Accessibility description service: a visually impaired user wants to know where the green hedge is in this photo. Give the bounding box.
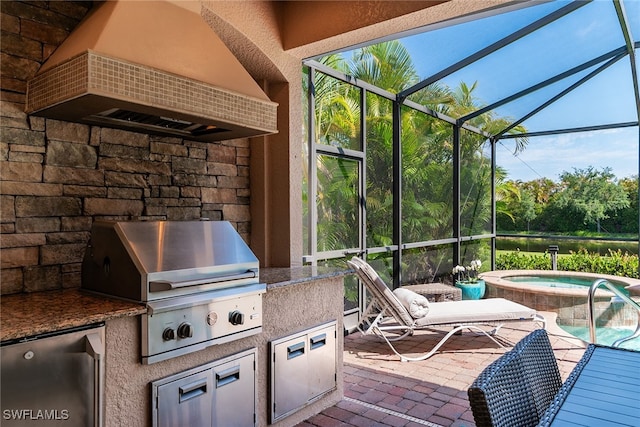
[496,249,639,279]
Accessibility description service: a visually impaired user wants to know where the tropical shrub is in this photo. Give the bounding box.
[558,249,639,278]
[496,249,639,278]
[495,250,550,270]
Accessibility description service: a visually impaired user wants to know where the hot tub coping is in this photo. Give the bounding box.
[480,269,640,298]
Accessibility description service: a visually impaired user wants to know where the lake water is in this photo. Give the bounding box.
[497,236,638,255]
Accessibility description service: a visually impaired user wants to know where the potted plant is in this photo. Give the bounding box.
[452,260,485,300]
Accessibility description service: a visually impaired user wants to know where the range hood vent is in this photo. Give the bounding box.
[89,109,228,138]
[25,1,278,142]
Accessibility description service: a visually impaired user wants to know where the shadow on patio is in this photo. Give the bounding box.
[299,322,587,427]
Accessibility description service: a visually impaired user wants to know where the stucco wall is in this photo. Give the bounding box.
[104,277,344,427]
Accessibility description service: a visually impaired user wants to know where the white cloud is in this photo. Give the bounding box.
[497,128,638,181]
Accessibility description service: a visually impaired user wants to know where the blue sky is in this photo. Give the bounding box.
[496,128,638,182]
[398,0,639,183]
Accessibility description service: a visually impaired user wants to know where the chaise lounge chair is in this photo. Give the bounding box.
[347,257,546,362]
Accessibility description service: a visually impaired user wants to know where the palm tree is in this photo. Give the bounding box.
[307,41,529,283]
[349,42,419,93]
[495,169,521,223]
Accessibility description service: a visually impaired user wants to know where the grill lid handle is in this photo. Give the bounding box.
[149,270,257,292]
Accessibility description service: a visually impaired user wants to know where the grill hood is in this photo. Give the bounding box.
[25,0,277,142]
[82,220,260,301]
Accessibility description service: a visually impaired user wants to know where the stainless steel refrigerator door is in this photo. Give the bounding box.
[1,325,105,427]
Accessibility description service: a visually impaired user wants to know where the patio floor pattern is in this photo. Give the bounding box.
[298,322,587,427]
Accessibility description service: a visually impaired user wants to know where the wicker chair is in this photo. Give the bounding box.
[511,328,563,419]
[468,329,562,427]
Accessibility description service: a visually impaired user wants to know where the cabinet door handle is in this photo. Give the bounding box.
[84,332,104,427]
[310,333,327,350]
[179,379,207,403]
[149,271,256,292]
[216,366,240,388]
[287,341,305,359]
[84,333,103,360]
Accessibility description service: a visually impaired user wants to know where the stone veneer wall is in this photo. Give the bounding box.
[0,1,252,295]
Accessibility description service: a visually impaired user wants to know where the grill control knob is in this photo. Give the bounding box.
[207,312,218,326]
[177,322,193,339]
[162,328,175,341]
[229,310,244,325]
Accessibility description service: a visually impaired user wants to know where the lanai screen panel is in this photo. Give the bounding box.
[404,1,638,135]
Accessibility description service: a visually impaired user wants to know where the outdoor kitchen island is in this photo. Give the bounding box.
[0,266,348,427]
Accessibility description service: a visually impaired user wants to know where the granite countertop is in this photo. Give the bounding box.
[1,267,352,342]
[0,289,146,342]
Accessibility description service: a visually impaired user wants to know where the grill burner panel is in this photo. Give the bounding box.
[144,284,264,364]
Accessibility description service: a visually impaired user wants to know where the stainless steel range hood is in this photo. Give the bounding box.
[25,0,277,142]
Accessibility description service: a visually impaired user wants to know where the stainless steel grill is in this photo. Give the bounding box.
[81,220,265,364]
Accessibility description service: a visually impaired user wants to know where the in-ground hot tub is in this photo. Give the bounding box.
[481,270,640,328]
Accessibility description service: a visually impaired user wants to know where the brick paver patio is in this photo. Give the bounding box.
[299,320,587,427]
